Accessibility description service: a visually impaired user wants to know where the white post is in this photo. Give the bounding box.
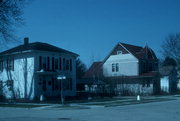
[137,95,140,101]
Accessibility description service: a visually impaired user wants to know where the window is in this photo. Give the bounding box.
[55,78,58,90]
[59,57,62,71]
[112,64,116,72]
[52,78,55,91]
[39,56,42,70]
[52,57,55,71]
[117,51,122,55]
[42,80,46,91]
[116,63,119,72]
[42,57,47,70]
[48,81,51,85]
[70,59,72,71]
[63,58,66,71]
[55,58,58,70]
[69,78,72,90]
[66,60,70,71]
[6,59,14,71]
[112,63,119,72]
[0,60,3,72]
[47,57,50,71]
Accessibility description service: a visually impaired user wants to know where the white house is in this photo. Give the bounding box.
[159,66,178,93]
[83,42,160,96]
[0,38,78,100]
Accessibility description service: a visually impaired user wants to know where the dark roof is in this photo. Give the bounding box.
[120,43,143,55]
[83,61,103,79]
[0,42,78,56]
[120,43,157,60]
[140,71,160,77]
[103,42,158,62]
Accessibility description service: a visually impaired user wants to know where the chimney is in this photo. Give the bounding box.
[24,37,29,45]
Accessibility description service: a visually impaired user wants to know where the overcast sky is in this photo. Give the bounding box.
[17,0,180,66]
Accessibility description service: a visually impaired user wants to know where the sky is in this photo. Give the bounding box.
[17,0,180,67]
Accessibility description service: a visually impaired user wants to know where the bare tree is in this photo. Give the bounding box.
[0,0,27,46]
[161,33,180,64]
[1,57,34,100]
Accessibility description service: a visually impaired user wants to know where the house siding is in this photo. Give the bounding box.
[33,51,77,99]
[160,76,169,93]
[0,54,35,99]
[0,50,77,100]
[103,53,139,77]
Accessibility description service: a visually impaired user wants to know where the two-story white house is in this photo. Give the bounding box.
[103,43,158,76]
[0,38,78,100]
[83,42,160,96]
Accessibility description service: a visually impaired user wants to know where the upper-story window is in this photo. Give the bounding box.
[6,58,14,71]
[117,51,122,55]
[39,56,42,70]
[52,57,55,71]
[70,59,72,71]
[63,58,66,71]
[42,57,47,70]
[112,64,115,72]
[0,60,3,72]
[38,56,73,72]
[116,63,119,72]
[47,57,50,71]
[112,63,119,72]
[66,60,70,71]
[55,58,58,70]
[59,57,62,71]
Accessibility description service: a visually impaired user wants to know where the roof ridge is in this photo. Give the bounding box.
[0,41,78,56]
[120,42,143,48]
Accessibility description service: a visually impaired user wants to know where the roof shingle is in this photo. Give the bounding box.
[0,42,78,56]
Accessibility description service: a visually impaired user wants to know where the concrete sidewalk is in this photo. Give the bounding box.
[0,97,180,121]
[0,95,179,109]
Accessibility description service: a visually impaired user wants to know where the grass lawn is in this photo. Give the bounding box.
[0,103,49,108]
[66,97,135,104]
[50,105,90,110]
[80,97,175,107]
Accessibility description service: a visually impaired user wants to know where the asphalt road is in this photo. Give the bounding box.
[0,97,180,121]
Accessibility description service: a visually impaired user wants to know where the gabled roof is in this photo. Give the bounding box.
[120,42,143,55]
[104,42,157,62]
[83,61,103,79]
[120,43,157,60]
[0,42,78,56]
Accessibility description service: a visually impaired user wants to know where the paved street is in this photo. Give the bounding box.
[0,97,180,121]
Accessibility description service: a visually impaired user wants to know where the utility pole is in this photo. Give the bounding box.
[57,75,66,105]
